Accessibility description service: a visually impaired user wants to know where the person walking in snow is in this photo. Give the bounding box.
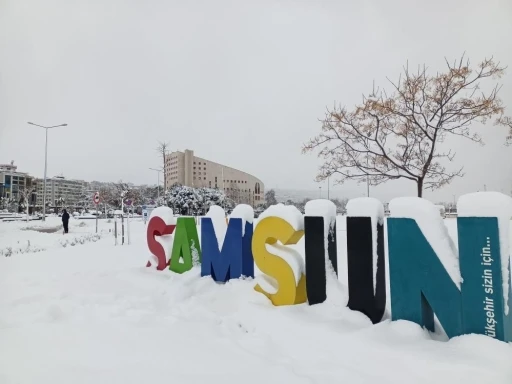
[62,209,70,234]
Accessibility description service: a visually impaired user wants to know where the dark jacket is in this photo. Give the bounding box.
[62,211,70,222]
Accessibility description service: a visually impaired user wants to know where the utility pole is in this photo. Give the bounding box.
[327,177,330,200]
[27,122,68,221]
[149,168,162,204]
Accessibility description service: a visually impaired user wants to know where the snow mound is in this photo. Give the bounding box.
[346,197,384,225]
[458,192,512,315]
[149,206,174,223]
[305,199,336,227]
[205,205,228,248]
[346,197,384,293]
[230,204,254,236]
[258,203,303,231]
[79,214,97,219]
[1,212,511,382]
[389,197,461,289]
[265,243,304,285]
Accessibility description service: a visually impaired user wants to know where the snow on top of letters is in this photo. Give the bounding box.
[230,204,254,236]
[205,205,228,248]
[346,197,384,225]
[305,199,336,228]
[149,206,174,224]
[258,203,304,231]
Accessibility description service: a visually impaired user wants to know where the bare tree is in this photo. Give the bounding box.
[19,187,36,222]
[156,141,169,191]
[303,55,511,197]
[497,116,512,145]
[55,196,66,212]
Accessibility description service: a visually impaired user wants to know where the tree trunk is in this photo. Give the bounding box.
[162,153,166,193]
[417,178,424,197]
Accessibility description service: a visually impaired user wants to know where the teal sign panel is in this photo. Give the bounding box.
[458,217,512,342]
[387,218,463,338]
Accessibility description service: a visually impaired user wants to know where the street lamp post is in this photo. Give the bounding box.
[149,167,163,204]
[27,122,68,221]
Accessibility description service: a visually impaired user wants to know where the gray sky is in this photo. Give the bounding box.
[1,0,511,203]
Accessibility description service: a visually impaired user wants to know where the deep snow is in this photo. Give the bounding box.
[0,215,511,383]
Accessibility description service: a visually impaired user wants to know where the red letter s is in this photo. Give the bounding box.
[146,216,175,270]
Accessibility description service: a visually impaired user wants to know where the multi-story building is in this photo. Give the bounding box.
[165,149,264,206]
[34,176,85,208]
[0,162,34,201]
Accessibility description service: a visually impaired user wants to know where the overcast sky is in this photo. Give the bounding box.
[1,0,511,202]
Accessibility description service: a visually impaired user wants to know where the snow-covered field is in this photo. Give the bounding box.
[0,215,511,383]
[0,217,107,257]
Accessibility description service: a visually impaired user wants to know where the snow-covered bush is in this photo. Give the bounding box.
[166,184,229,215]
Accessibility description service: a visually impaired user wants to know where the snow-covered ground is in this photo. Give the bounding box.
[0,216,511,383]
[0,217,111,257]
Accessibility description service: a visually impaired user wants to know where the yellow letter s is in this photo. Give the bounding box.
[252,217,307,306]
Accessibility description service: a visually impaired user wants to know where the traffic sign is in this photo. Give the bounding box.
[93,192,100,205]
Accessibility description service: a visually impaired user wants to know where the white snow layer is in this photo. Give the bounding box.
[346,197,384,294]
[1,215,512,383]
[258,203,304,231]
[305,199,337,228]
[305,199,337,274]
[457,192,512,315]
[149,206,174,223]
[347,197,385,225]
[205,205,228,248]
[230,204,254,236]
[264,242,304,285]
[389,197,462,289]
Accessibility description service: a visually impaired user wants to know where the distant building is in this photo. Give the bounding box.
[165,149,264,206]
[0,162,34,202]
[34,176,85,208]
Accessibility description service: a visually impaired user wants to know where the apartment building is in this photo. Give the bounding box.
[0,162,33,201]
[34,176,85,207]
[165,149,264,206]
